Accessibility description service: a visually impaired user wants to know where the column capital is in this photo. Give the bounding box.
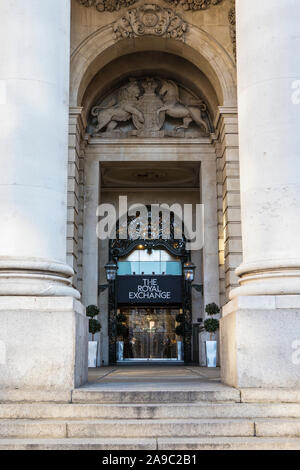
[69,106,87,134]
[214,106,238,133]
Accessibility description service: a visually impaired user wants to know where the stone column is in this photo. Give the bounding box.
[199,160,220,365]
[0,0,77,297]
[201,160,219,309]
[82,159,100,307]
[221,0,300,388]
[0,0,88,393]
[82,158,101,365]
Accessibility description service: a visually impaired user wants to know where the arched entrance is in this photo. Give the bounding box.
[68,13,240,371]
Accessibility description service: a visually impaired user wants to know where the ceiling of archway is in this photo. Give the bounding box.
[83,51,219,118]
[77,0,224,13]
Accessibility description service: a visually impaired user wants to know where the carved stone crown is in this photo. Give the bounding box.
[113,4,187,42]
[141,78,158,94]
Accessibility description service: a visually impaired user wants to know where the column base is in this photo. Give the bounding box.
[221,295,300,388]
[0,258,80,298]
[231,262,300,298]
[0,297,88,392]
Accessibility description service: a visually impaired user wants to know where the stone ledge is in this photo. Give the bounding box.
[157,437,300,450]
[0,389,72,403]
[0,438,157,450]
[223,295,300,317]
[241,389,300,404]
[0,297,84,314]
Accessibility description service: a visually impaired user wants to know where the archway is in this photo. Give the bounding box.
[69,15,238,369]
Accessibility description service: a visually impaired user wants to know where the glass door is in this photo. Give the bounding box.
[117,307,183,361]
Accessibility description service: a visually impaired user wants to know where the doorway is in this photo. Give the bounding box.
[117,307,183,362]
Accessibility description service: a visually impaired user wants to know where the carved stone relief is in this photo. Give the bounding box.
[77,0,224,13]
[163,0,223,11]
[228,0,236,60]
[77,0,136,12]
[113,4,187,42]
[89,77,212,138]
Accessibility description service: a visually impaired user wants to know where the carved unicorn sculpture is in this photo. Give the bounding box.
[157,80,209,134]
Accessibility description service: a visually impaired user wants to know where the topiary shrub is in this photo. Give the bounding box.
[175,323,185,337]
[116,323,129,338]
[86,305,99,318]
[176,313,185,323]
[89,318,101,340]
[205,303,220,316]
[116,313,127,323]
[204,318,219,340]
[86,305,101,340]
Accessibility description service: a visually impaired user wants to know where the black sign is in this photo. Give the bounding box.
[117,275,183,305]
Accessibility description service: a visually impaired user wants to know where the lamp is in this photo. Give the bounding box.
[183,261,196,282]
[105,260,118,282]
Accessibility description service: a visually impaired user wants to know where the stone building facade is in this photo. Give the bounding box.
[0,0,300,393]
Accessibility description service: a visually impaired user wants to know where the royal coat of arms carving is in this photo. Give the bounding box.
[131,78,165,137]
[90,77,211,138]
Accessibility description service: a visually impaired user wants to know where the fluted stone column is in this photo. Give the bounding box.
[0,0,88,393]
[221,0,300,388]
[0,0,78,298]
[232,0,300,298]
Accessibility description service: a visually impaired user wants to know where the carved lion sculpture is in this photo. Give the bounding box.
[91,79,144,133]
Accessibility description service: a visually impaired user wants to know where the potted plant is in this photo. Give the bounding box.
[203,303,220,368]
[86,305,101,368]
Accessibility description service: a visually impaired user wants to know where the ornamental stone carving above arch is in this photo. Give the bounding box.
[76,0,235,58]
[88,76,213,138]
[77,0,224,13]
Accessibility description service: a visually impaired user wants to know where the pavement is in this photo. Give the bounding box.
[86,366,224,391]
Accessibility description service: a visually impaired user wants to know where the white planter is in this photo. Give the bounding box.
[116,341,124,361]
[88,341,98,368]
[205,340,217,368]
[177,341,183,361]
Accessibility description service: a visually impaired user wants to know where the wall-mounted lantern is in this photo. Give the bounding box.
[105,260,118,282]
[183,261,196,282]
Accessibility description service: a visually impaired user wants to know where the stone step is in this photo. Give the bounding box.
[158,437,300,450]
[67,419,254,438]
[256,419,300,437]
[0,438,156,450]
[2,402,300,420]
[0,418,254,439]
[71,388,241,404]
[240,389,300,403]
[0,437,300,450]
[0,420,67,439]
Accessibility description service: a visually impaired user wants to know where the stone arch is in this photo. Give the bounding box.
[70,22,237,112]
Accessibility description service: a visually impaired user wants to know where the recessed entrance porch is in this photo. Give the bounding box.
[87,158,220,367]
[88,365,221,388]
